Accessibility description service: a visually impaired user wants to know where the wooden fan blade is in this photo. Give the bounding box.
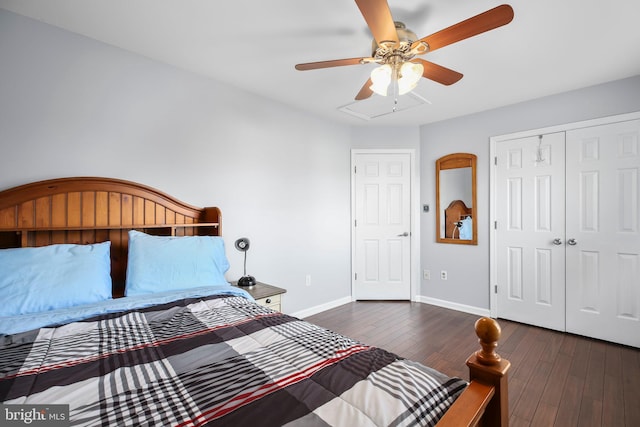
[295,57,367,71]
[415,4,514,53]
[412,59,463,86]
[355,78,374,100]
[355,0,399,47]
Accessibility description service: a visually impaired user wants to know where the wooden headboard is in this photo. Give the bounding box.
[0,177,221,297]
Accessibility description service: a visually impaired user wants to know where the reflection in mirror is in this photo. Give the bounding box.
[436,153,477,245]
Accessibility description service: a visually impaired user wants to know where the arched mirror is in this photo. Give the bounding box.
[436,153,477,245]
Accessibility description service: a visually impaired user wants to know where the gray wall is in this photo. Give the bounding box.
[420,75,640,310]
[0,9,352,315]
[2,8,639,316]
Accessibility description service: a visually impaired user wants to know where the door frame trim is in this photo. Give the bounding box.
[350,149,419,301]
[489,111,640,317]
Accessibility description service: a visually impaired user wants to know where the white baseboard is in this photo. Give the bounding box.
[290,296,353,319]
[290,295,489,320]
[415,295,490,317]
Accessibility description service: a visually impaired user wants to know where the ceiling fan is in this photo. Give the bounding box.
[295,1,514,100]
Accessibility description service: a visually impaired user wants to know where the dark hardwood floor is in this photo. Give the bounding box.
[306,301,640,427]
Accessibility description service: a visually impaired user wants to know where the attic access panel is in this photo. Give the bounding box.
[338,91,430,120]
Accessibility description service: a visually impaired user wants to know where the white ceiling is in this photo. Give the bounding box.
[2,0,640,126]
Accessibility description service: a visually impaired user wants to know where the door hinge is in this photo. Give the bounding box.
[494,221,497,230]
[354,219,357,227]
[354,165,357,174]
[494,285,498,293]
[494,156,497,166]
[355,273,358,280]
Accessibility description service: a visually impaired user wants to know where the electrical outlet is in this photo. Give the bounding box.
[305,274,311,286]
[423,270,431,280]
[440,270,448,280]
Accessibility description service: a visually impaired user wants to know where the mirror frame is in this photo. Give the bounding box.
[435,153,478,245]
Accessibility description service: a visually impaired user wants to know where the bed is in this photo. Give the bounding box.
[0,177,510,426]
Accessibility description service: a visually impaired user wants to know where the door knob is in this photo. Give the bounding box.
[567,238,577,246]
[397,232,409,237]
[552,238,563,245]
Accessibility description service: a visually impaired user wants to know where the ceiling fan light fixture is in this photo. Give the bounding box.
[370,61,424,97]
[370,64,392,96]
[397,61,424,95]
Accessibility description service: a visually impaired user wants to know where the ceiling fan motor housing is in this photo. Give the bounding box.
[371,22,428,66]
[371,22,417,56]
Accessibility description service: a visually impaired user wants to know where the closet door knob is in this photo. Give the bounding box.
[552,238,563,245]
[397,232,409,237]
[567,238,577,246]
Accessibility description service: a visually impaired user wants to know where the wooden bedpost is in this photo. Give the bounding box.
[437,317,510,427]
[467,317,510,427]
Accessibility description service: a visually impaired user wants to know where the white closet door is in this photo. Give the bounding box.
[565,119,640,348]
[495,132,566,331]
[353,152,411,300]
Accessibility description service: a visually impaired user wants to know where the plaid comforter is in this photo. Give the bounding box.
[1,294,466,426]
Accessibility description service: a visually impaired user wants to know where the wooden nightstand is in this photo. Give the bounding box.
[231,281,286,312]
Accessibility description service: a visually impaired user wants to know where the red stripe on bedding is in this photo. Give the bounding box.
[176,344,371,427]
[5,312,280,380]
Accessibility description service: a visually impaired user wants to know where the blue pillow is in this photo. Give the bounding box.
[459,216,473,240]
[0,242,112,317]
[125,230,230,296]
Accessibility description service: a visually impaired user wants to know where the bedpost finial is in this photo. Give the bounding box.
[474,317,502,365]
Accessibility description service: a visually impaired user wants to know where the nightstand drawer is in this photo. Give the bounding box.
[231,281,286,312]
[255,294,281,311]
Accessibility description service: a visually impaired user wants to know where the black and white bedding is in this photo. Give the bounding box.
[1,292,467,426]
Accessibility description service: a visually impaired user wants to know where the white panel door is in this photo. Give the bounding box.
[565,119,640,347]
[495,132,566,331]
[353,153,411,300]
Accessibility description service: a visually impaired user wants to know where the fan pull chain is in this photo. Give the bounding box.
[392,79,399,112]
